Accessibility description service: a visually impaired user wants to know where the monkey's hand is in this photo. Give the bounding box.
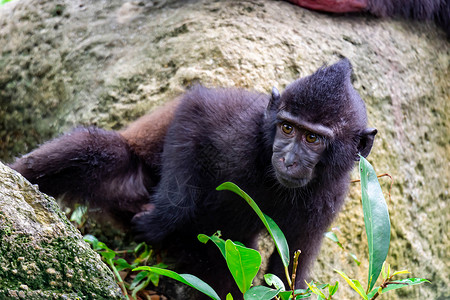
[131,209,172,243]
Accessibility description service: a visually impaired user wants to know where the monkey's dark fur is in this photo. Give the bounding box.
[288,0,449,36]
[368,0,450,36]
[11,59,376,299]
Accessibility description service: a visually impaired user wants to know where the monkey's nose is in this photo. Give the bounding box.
[282,156,297,169]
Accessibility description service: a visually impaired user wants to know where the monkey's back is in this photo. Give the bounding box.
[152,85,274,239]
[161,85,271,184]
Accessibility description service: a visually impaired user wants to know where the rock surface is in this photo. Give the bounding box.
[0,162,124,299]
[0,0,448,299]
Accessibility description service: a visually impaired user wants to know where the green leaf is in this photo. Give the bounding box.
[391,269,410,277]
[217,182,290,267]
[70,205,87,225]
[226,293,234,300]
[114,258,132,271]
[324,231,343,248]
[328,281,339,296]
[96,241,111,251]
[148,272,161,287]
[134,242,146,254]
[244,286,281,300]
[133,267,220,300]
[277,291,292,300]
[83,234,99,249]
[100,250,116,260]
[130,271,149,290]
[198,232,227,259]
[131,281,150,299]
[335,270,368,300]
[367,287,380,299]
[315,283,329,289]
[294,293,313,299]
[1,0,14,5]
[278,289,312,299]
[305,281,326,298]
[349,252,361,266]
[381,278,430,294]
[359,156,391,291]
[225,239,261,293]
[264,274,285,291]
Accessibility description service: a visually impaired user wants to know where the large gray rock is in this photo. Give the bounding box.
[0,162,124,299]
[0,0,448,299]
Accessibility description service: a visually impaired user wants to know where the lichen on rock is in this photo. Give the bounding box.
[0,0,448,299]
[0,162,124,299]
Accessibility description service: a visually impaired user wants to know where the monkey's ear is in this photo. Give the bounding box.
[357,128,377,159]
[265,87,281,118]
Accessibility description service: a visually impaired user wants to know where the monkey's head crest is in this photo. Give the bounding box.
[272,58,367,132]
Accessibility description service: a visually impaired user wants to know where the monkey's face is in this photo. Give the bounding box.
[271,111,331,189]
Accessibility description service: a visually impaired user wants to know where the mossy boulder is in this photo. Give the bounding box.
[0,162,124,299]
[0,0,448,299]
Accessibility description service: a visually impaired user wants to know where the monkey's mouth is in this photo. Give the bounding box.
[275,171,310,189]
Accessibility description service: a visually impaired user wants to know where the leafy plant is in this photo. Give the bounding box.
[133,181,312,299]
[129,156,429,299]
[84,234,130,299]
[70,204,88,228]
[0,0,14,6]
[324,230,360,266]
[334,156,429,299]
[84,235,166,300]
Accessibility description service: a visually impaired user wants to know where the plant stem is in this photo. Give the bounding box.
[351,173,393,202]
[291,250,301,290]
[284,266,292,289]
[108,259,130,299]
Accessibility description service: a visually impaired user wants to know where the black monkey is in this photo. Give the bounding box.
[11,59,376,299]
[287,0,450,37]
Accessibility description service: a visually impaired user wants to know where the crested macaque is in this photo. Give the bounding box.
[11,58,376,299]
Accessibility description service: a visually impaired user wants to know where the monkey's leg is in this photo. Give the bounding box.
[10,127,152,223]
[267,228,324,289]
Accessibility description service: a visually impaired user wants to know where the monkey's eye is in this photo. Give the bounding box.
[281,122,294,135]
[305,132,318,143]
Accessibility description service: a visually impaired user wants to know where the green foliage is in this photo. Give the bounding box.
[84,235,166,300]
[0,0,14,5]
[324,231,361,266]
[264,274,285,291]
[198,232,263,294]
[133,266,221,300]
[82,157,428,300]
[335,270,369,300]
[217,182,291,279]
[225,239,262,293]
[244,286,281,300]
[70,204,87,228]
[198,231,227,258]
[335,157,429,300]
[359,155,391,291]
[304,282,338,300]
